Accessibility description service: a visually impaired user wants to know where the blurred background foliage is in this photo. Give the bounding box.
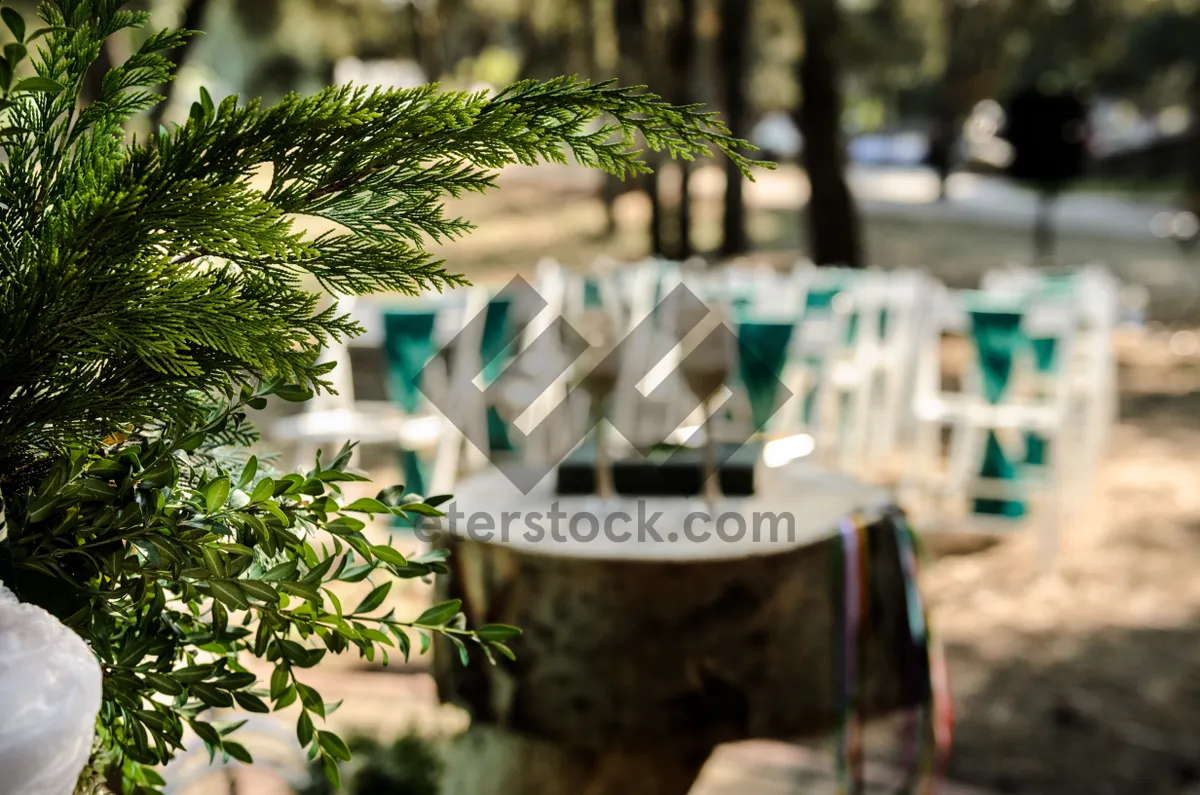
[9,0,1192,267]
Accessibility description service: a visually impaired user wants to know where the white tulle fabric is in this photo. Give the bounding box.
[0,582,102,795]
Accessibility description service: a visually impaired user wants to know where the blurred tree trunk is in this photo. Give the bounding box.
[147,0,212,130]
[415,2,446,81]
[1186,67,1200,245]
[930,0,966,201]
[718,0,750,257]
[613,0,665,256]
[667,0,696,259]
[592,0,622,237]
[795,0,862,268]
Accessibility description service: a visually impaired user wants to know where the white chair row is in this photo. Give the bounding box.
[268,258,1119,560]
[899,263,1119,565]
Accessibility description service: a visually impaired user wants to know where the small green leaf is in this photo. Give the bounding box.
[370,544,407,567]
[450,635,470,666]
[233,692,270,714]
[1,8,25,42]
[144,672,183,696]
[342,497,391,514]
[317,731,352,762]
[393,627,411,661]
[352,581,391,615]
[270,666,290,700]
[275,384,314,402]
[201,546,228,578]
[189,719,222,748]
[238,580,278,603]
[476,624,522,642]
[419,632,431,655]
[238,456,258,487]
[223,740,253,764]
[279,581,320,603]
[296,711,314,747]
[415,599,461,627]
[191,683,234,708]
[262,559,298,582]
[173,664,215,684]
[250,477,275,504]
[491,641,517,661]
[413,548,451,564]
[218,718,249,737]
[322,754,342,790]
[275,685,298,709]
[13,76,64,93]
[3,43,25,67]
[140,455,177,487]
[397,502,444,517]
[360,627,393,646]
[209,579,249,610]
[296,683,325,718]
[204,476,231,513]
[217,671,258,689]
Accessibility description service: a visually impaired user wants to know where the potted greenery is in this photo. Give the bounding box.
[0,2,757,793]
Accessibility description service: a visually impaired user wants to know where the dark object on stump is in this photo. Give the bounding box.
[431,468,931,795]
[1001,84,1091,263]
[554,442,761,496]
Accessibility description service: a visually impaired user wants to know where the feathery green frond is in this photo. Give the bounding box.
[0,4,763,469]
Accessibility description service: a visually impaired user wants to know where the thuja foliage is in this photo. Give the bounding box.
[0,2,760,792]
[0,2,756,469]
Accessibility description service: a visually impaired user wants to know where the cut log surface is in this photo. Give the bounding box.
[432,461,930,795]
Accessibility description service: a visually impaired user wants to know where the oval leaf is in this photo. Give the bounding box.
[351,581,391,615]
[415,599,461,627]
[208,579,249,610]
[204,476,231,514]
[370,544,407,567]
[342,497,391,514]
[475,624,522,642]
[13,76,65,93]
[1,8,25,42]
[144,672,183,696]
[317,730,352,762]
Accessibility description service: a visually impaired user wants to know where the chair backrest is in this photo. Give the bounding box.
[303,294,359,413]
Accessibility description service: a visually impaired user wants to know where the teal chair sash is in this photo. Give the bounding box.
[382,310,438,414]
[383,308,439,522]
[583,277,603,308]
[736,321,794,432]
[967,307,1027,518]
[479,297,515,453]
[1024,336,1059,467]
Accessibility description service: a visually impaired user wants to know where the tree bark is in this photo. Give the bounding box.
[612,0,666,256]
[930,0,967,201]
[668,0,697,259]
[796,0,863,268]
[1185,63,1200,246]
[718,0,751,257]
[148,0,212,130]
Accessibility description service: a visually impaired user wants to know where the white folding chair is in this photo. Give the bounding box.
[981,263,1118,503]
[270,294,414,470]
[903,283,1079,566]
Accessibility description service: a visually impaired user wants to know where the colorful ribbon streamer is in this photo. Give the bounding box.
[833,511,952,795]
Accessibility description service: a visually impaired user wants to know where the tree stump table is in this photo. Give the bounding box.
[431,461,930,795]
